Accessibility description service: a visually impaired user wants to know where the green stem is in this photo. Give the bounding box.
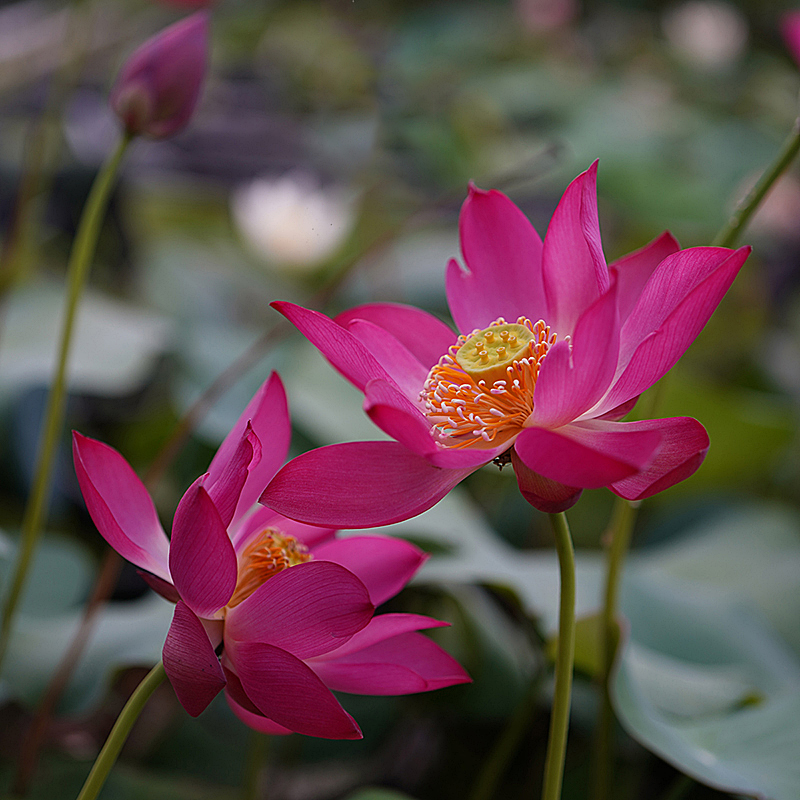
[76,662,166,800]
[541,511,576,800]
[713,117,800,248]
[591,498,637,800]
[0,133,131,672]
[241,730,269,800]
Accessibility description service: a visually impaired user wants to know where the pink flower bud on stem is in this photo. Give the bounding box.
[110,12,209,139]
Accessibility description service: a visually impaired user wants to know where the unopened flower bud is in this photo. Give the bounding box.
[110,12,209,139]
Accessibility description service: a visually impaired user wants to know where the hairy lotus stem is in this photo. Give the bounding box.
[541,511,576,800]
[76,662,166,800]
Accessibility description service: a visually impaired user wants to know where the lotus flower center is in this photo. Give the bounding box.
[422,317,557,449]
[228,528,311,608]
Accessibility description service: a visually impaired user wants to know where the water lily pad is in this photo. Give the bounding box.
[0,283,172,399]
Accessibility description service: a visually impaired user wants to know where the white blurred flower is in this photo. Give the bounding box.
[231,171,358,272]
[662,1,748,70]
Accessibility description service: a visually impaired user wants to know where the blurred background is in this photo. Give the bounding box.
[1,0,799,798]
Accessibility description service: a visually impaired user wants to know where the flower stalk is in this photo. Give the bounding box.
[76,662,167,800]
[541,511,576,800]
[591,113,800,800]
[714,117,800,249]
[0,133,131,672]
[592,497,637,800]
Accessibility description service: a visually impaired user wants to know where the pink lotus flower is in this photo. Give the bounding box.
[262,163,750,524]
[110,12,209,139]
[72,374,469,739]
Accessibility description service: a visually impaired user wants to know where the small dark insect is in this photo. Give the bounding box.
[493,448,513,470]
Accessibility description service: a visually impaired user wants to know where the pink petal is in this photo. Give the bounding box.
[224,561,373,658]
[447,185,546,333]
[72,433,170,581]
[532,279,620,428]
[510,449,582,513]
[610,231,680,324]
[138,570,180,603]
[347,319,429,401]
[334,303,456,371]
[232,505,336,550]
[610,417,709,501]
[513,419,661,489]
[208,373,291,524]
[272,301,392,392]
[319,613,450,659]
[312,536,427,606]
[363,379,503,469]
[261,441,476,528]
[595,395,639,422]
[169,479,237,618]
[224,674,294,735]
[226,640,362,739]
[597,246,750,414]
[541,162,609,335]
[162,601,226,717]
[206,423,257,528]
[310,631,471,695]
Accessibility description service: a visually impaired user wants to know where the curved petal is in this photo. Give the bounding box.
[162,601,226,717]
[224,687,294,735]
[447,185,546,333]
[363,379,504,469]
[319,613,450,659]
[312,536,427,606]
[138,570,180,603]
[72,432,170,581]
[206,423,257,527]
[169,479,237,617]
[272,301,393,393]
[208,373,291,524]
[610,417,709,501]
[310,631,471,695]
[334,303,456,371]
[232,505,336,550]
[618,245,750,366]
[610,231,680,324]
[260,441,477,528]
[596,246,751,415]
[348,319,429,401]
[510,449,582,513]
[532,279,620,427]
[226,639,362,739]
[225,561,373,657]
[541,162,609,335]
[514,419,662,489]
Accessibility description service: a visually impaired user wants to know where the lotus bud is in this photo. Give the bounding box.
[110,12,209,139]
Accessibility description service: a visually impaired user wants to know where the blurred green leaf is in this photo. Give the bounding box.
[0,284,172,400]
[0,533,171,713]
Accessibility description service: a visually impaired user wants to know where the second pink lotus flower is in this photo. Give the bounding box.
[262,162,751,522]
[73,374,469,739]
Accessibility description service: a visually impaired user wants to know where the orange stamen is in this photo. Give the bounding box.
[228,528,311,608]
[421,317,557,449]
